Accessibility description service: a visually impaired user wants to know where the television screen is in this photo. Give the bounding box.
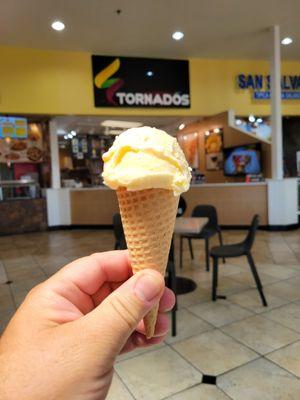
[223,144,262,176]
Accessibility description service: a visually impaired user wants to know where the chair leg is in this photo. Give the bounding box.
[179,236,183,270]
[218,230,226,264]
[205,238,210,271]
[188,238,194,260]
[212,257,218,301]
[167,261,177,337]
[246,253,268,307]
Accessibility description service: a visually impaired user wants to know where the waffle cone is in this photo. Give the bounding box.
[117,188,179,338]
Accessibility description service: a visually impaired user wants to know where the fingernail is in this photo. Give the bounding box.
[134,272,163,302]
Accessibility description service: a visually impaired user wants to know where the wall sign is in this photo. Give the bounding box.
[0,116,28,138]
[92,56,190,108]
[237,74,300,99]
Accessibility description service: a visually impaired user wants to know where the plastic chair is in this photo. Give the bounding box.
[113,213,127,250]
[179,205,225,271]
[210,214,268,306]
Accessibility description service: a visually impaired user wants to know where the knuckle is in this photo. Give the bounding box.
[108,295,139,332]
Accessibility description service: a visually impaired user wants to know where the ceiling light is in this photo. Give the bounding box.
[71,130,76,136]
[172,31,184,41]
[205,131,210,136]
[235,119,242,126]
[146,70,154,77]
[179,123,185,130]
[248,115,256,123]
[281,37,293,46]
[51,20,65,31]
[213,128,220,133]
[256,118,263,124]
[67,133,73,139]
[101,120,142,128]
[64,135,68,140]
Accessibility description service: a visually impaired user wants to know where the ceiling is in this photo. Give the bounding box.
[53,115,201,136]
[1,0,300,59]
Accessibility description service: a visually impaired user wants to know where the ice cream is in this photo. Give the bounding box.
[102,126,191,195]
[102,126,191,338]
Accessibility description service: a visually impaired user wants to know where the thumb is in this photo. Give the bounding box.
[83,269,164,358]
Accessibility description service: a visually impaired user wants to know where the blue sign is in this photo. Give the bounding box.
[237,74,300,100]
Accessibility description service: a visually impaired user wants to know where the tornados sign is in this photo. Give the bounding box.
[92,55,190,108]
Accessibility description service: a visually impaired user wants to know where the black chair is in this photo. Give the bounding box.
[179,205,225,271]
[113,213,127,250]
[112,213,178,336]
[177,196,187,217]
[210,214,268,307]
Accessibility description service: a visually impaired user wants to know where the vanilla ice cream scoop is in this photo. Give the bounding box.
[102,126,191,195]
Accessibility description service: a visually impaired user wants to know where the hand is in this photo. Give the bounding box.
[0,250,175,400]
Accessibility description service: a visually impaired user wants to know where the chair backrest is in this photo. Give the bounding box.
[243,214,260,251]
[177,196,187,217]
[191,205,219,230]
[113,213,125,243]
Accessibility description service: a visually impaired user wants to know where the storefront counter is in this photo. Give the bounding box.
[0,198,47,235]
[46,179,298,228]
[184,183,268,226]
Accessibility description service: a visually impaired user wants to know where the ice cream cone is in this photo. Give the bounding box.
[117,188,179,339]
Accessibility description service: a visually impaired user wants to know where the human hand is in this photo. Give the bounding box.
[0,250,175,400]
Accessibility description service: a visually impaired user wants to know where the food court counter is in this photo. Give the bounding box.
[46,180,298,228]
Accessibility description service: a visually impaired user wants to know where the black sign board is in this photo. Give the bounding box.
[92,55,190,108]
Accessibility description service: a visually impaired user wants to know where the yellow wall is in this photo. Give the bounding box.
[1,45,300,116]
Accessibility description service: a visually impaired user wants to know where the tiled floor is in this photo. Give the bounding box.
[1,228,300,399]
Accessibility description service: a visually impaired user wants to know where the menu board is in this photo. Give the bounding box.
[0,123,43,163]
[0,117,28,138]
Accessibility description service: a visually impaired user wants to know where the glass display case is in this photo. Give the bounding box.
[0,179,40,201]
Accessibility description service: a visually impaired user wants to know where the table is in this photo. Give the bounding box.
[172,217,208,295]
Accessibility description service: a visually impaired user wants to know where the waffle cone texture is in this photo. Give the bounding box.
[117,188,179,338]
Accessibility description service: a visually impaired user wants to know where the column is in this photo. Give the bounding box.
[49,119,61,189]
[270,25,283,180]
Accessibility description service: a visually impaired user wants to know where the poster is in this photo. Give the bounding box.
[178,132,199,168]
[0,123,43,163]
[0,116,28,138]
[205,130,224,170]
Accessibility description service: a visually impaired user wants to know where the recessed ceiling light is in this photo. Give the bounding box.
[146,70,154,77]
[71,130,76,136]
[256,118,263,124]
[172,31,184,41]
[178,123,185,130]
[67,133,73,139]
[235,119,242,126]
[213,128,220,133]
[281,37,293,45]
[51,20,65,31]
[205,131,210,136]
[248,115,256,123]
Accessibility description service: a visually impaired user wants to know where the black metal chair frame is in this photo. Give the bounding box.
[210,215,268,307]
[179,205,225,271]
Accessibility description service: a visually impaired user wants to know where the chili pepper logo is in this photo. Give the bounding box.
[94,58,124,105]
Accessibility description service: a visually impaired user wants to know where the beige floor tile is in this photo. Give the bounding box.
[188,300,253,328]
[116,343,165,363]
[168,384,231,399]
[257,263,300,279]
[218,358,300,400]
[228,288,288,313]
[106,373,134,400]
[263,303,300,333]
[177,287,211,309]
[229,270,279,286]
[271,251,299,265]
[222,315,300,355]
[115,347,202,400]
[0,262,8,284]
[165,309,213,344]
[264,280,300,302]
[266,341,300,378]
[173,329,257,376]
[197,276,248,295]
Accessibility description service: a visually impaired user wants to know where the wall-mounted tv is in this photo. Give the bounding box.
[223,143,262,176]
